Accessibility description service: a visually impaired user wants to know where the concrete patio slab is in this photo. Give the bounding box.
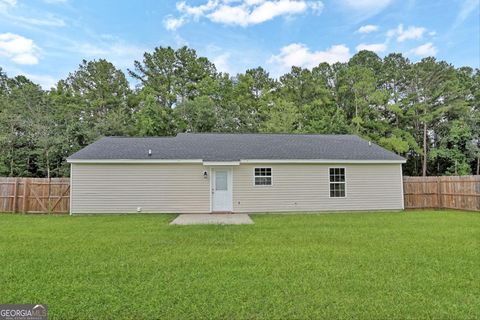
[170,214,254,225]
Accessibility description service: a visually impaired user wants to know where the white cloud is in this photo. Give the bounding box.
[357,24,378,33]
[208,0,315,26]
[208,5,250,25]
[11,53,38,64]
[411,42,438,57]
[388,24,426,42]
[0,33,40,65]
[356,43,386,53]
[73,41,147,68]
[24,73,57,89]
[245,1,309,25]
[13,14,66,27]
[167,0,323,29]
[0,65,59,89]
[212,52,231,73]
[269,43,351,73]
[164,16,185,30]
[177,0,218,18]
[397,26,426,42]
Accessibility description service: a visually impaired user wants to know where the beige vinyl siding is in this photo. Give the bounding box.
[233,164,403,213]
[71,163,209,214]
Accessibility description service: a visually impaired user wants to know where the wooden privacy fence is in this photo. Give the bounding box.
[0,177,70,213]
[403,176,480,211]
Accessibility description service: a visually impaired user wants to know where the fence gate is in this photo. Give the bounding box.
[0,177,70,213]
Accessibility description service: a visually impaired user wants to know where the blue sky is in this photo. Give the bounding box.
[0,0,478,88]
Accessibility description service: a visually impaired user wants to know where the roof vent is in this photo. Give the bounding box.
[148,149,152,156]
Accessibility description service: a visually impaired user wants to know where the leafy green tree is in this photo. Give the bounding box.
[301,101,350,134]
[233,67,276,132]
[261,100,299,133]
[175,96,217,132]
[378,54,420,156]
[0,76,66,177]
[129,46,216,108]
[195,74,240,132]
[430,120,476,175]
[59,59,133,139]
[472,70,480,174]
[135,90,176,136]
[408,58,467,176]
[337,63,387,138]
[278,67,309,104]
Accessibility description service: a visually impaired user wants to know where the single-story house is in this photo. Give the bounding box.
[67,133,406,214]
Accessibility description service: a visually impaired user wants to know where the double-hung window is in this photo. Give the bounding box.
[329,168,346,197]
[254,168,272,186]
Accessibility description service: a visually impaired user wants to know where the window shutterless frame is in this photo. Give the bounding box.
[328,167,346,198]
[253,167,273,186]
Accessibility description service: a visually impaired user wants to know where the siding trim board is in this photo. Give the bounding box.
[70,162,403,214]
[400,168,405,210]
[209,167,212,212]
[69,164,73,215]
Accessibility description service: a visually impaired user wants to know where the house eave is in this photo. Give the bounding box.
[240,159,406,164]
[67,158,406,164]
[66,159,203,164]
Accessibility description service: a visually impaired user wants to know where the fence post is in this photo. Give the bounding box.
[437,177,442,209]
[47,177,51,213]
[12,178,19,213]
[22,178,29,213]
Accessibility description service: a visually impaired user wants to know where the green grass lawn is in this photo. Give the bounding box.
[0,211,478,319]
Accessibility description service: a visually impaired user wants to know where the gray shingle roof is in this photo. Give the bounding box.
[67,133,405,162]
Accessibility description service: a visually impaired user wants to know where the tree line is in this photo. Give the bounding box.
[0,46,478,178]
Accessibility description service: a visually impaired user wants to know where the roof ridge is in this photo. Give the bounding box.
[102,136,176,139]
[177,133,357,136]
[100,134,360,139]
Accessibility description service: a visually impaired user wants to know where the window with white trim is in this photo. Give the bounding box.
[254,168,272,186]
[329,168,345,197]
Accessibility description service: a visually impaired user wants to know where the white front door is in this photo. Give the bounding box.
[212,168,233,212]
